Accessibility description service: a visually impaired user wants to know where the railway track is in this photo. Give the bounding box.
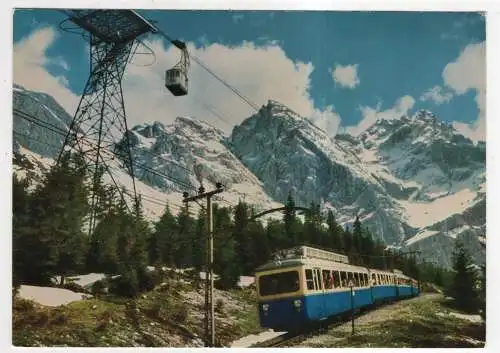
[251,297,416,347]
[251,314,354,347]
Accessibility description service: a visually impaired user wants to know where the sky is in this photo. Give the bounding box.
[13,9,486,141]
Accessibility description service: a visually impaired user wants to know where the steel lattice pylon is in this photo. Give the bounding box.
[58,10,156,234]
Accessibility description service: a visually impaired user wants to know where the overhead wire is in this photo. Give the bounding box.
[14,108,197,193]
[152,27,260,113]
[13,128,202,219]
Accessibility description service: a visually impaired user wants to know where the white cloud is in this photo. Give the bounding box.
[420,85,454,104]
[13,27,79,114]
[123,39,335,133]
[14,27,340,137]
[310,105,341,137]
[329,63,360,89]
[442,41,485,141]
[346,95,415,136]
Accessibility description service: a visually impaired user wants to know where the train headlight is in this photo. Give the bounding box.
[262,304,269,312]
[293,299,302,308]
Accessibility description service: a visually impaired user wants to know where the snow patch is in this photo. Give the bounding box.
[238,276,255,288]
[405,229,440,246]
[398,188,479,228]
[132,130,157,148]
[437,311,482,323]
[18,285,91,307]
[230,330,287,348]
[67,273,106,288]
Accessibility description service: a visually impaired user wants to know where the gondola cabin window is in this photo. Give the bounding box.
[165,68,188,96]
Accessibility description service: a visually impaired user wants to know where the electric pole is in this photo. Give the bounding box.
[183,182,224,347]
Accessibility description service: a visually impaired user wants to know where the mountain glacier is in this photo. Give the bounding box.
[12,87,486,268]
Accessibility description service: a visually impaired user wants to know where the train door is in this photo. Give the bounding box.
[312,267,327,320]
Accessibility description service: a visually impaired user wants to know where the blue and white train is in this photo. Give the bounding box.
[255,246,419,332]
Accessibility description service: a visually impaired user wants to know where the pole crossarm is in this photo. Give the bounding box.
[183,187,224,202]
[248,206,310,222]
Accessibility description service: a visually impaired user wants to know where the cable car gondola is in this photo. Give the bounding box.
[165,39,190,96]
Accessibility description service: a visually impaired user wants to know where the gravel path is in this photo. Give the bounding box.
[297,294,442,347]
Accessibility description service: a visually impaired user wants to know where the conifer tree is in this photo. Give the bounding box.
[283,191,298,246]
[12,174,40,285]
[176,205,195,268]
[30,152,90,285]
[326,210,343,251]
[151,204,178,267]
[87,207,120,273]
[213,205,240,289]
[192,207,206,273]
[233,201,255,274]
[250,220,270,268]
[449,240,479,313]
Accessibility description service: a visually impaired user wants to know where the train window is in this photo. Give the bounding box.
[322,270,333,289]
[364,273,369,286]
[258,270,300,296]
[340,271,348,287]
[333,271,341,288]
[313,268,322,290]
[305,269,314,290]
[356,273,361,287]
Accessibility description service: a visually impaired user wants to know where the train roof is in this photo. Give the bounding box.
[254,246,415,280]
[270,246,349,264]
[255,257,369,273]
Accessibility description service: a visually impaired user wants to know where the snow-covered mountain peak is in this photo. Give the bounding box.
[172,116,226,140]
[132,121,166,138]
[12,85,486,269]
[412,109,439,122]
[265,99,302,119]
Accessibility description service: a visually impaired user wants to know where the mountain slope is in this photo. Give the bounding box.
[12,88,485,268]
[12,86,281,221]
[228,101,485,267]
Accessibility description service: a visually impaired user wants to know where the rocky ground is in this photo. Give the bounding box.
[293,293,485,348]
[12,277,262,347]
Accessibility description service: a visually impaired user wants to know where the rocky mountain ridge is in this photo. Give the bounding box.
[12,87,486,267]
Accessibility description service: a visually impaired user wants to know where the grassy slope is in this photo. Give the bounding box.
[13,279,262,347]
[297,293,485,348]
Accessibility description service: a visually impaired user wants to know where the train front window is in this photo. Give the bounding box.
[259,271,300,296]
